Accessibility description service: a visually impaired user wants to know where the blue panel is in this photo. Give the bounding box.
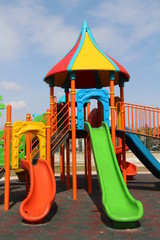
[77,89,109,129]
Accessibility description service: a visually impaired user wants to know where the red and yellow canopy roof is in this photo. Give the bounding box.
[44,21,130,88]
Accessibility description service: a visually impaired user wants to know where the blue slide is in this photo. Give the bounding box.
[119,131,160,179]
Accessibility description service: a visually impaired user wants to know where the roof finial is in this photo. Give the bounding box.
[82,20,89,31]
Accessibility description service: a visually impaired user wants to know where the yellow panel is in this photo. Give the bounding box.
[12,122,46,169]
[72,33,115,71]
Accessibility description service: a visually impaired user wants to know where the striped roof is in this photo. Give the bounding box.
[44,21,130,88]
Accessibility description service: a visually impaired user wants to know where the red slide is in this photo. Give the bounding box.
[19,159,56,223]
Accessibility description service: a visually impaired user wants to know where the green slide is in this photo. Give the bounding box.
[84,122,143,229]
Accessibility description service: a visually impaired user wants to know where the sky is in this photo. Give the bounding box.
[0,0,160,125]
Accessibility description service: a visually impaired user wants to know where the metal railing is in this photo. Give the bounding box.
[51,102,70,151]
[116,102,160,139]
[31,101,70,159]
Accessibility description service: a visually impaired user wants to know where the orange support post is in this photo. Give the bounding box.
[153,110,155,137]
[131,106,134,132]
[26,114,31,163]
[46,109,51,164]
[50,85,54,133]
[145,108,147,134]
[50,86,54,117]
[120,86,127,184]
[110,76,116,150]
[127,105,130,130]
[97,101,101,127]
[50,85,55,171]
[70,72,77,200]
[84,105,87,180]
[26,113,31,195]
[157,109,159,137]
[3,125,6,168]
[87,103,92,193]
[149,110,151,135]
[65,91,70,189]
[4,105,12,211]
[135,106,138,133]
[139,107,141,134]
[60,143,65,183]
[87,102,90,119]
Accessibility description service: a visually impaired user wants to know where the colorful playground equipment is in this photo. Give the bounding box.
[1,21,160,228]
[19,158,56,223]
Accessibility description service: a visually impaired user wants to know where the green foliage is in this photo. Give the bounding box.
[0,95,6,118]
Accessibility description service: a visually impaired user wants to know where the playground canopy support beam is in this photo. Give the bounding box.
[26,113,32,163]
[65,91,70,189]
[110,73,116,150]
[70,72,77,200]
[46,109,51,164]
[120,85,127,184]
[26,113,31,195]
[4,105,11,211]
[49,85,55,172]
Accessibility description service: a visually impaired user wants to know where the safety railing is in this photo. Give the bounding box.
[0,134,4,141]
[51,97,57,134]
[51,101,70,152]
[31,135,39,159]
[116,102,160,139]
[32,97,57,160]
[31,101,70,159]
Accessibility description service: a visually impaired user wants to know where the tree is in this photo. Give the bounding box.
[0,95,5,118]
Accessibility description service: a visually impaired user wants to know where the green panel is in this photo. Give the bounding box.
[33,114,44,122]
[0,129,25,168]
[84,122,143,228]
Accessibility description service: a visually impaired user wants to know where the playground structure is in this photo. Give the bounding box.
[1,21,160,228]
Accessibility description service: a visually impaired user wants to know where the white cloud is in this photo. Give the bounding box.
[0,0,78,62]
[7,100,26,109]
[0,81,22,90]
[89,0,160,58]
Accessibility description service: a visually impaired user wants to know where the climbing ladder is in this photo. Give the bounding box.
[32,101,70,161]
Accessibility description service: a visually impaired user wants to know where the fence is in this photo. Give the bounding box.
[116,102,160,139]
